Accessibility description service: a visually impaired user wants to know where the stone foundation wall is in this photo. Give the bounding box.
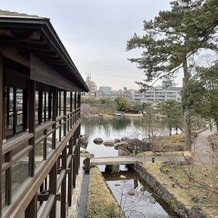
[134,162,211,218]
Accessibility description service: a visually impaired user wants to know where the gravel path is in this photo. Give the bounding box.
[77,173,90,218]
[192,128,214,166]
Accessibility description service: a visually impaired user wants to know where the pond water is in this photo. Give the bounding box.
[81,117,157,157]
[81,117,179,218]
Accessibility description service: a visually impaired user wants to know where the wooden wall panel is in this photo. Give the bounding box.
[0,52,3,218]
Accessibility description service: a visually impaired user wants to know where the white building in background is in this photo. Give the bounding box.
[126,79,181,103]
[99,86,111,91]
[84,73,97,97]
[96,89,125,99]
[84,76,181,102]
[125,86,181,103]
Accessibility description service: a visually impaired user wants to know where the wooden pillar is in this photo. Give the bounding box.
[13,88,17,135]
[38,91,42,124]
[70,92,73,128]
[78,93,81,122]
[43,92,47,122]
[49,163,57,218]
[5,152,12,205]
[25,194,37,218]
[72,155,76,188]
[23,89,28,130]
[74,92,77,111]
[6,88,9,133]
[61,147,67,218]
[58,91,62,141]
[63,91,66,136]
[0,53,3,217]
[48,92,52,120]
[52,88,57,149]
[78,124,81,168]
[67,137,73,206]
[58,90,62,116]
[28,80,36,177]
[78,93,81,108]
[72,135,77,188]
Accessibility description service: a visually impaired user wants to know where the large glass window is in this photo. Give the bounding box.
[4,87,26,138]
[35,91,52,125]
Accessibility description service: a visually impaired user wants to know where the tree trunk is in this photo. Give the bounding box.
[183,58,192,151]
[184,109,192,150]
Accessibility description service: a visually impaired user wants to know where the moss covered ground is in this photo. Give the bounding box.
[144,162,218,218]
[86,167,121,218]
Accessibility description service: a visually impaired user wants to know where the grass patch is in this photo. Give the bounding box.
[80,152,93,158]
[149,132,198,151]
[138,151,187,157]
[156,134,185,149]
[143,162,218,217]
[86,167,121,218]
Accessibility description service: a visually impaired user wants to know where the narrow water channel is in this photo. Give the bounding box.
[81,118,179,217]
[102,170,179,218]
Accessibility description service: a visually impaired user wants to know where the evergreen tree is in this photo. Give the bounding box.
[182,61,218,131]
[159,100,183,136]
[126,0,218,150]
[114,97,132,112]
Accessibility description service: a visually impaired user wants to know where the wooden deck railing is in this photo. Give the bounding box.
[1,108,81,218]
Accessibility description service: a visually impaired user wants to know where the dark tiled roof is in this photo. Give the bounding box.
[0,9,38,18]
[0,9,89,92]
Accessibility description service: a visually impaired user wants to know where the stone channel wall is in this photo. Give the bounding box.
[134,162,211,218]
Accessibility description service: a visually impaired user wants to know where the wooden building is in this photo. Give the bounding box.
[0,10,89,217]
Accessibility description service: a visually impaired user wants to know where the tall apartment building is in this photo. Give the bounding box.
[84,73,97,97]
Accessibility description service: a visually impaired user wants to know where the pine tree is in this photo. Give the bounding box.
[126,0,218,150]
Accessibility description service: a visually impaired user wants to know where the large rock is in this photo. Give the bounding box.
[103,139,115,146]
[115,138,121,143]
[114,141,128,149]
[93,137,103,144]
[139,138,152,151]
[127,189,136,196]
[121,137,130,142]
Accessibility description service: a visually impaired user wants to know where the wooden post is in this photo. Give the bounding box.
[52,87,57,149]
[38,91,42,124]
[67,137,73,206]
[43,92,47,122]
[78,124,81,168]
[48,92,52,121]
[5,152,12,205]
[74,92,77,111]
[13,88,17,135]
[58,91,62,141]
[49,163,57,218]
[72,134,77,188]
[23,89,28,131]
[0,53,3,217]
[61,147,67,218]
[70,92,73,128]
[28,80,36,177]
[25,194,37,218]
[63,90,66,136]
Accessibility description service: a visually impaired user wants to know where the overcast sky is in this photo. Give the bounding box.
[1,0,183,90]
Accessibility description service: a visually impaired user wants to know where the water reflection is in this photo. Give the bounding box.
[81,117,132,139]
[104,171,178,218]
[81,117,145,157]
